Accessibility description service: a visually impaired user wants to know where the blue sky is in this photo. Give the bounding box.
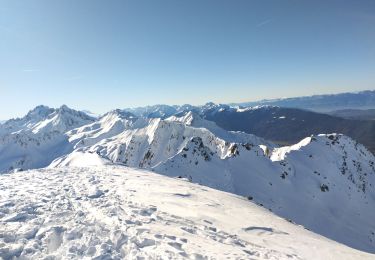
[1,0,375,119]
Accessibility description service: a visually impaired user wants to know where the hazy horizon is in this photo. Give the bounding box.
[0,88,373,121]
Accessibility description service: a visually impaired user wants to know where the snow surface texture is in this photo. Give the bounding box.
[1,105,375,255]
[0,166,373,259]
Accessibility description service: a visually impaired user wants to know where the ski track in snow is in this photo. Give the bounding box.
[0,166,373,260]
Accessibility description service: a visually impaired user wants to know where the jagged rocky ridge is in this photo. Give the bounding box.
[0,105,375,253]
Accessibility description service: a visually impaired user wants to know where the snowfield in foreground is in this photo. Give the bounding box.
[0,166,373,259]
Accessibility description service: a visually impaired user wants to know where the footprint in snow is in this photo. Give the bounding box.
[243,226,289,235]
[173,193,191,198]
[168,242,183,250]
[3,212,32,222]
[135,228,150,235]
[137,207,157,216]
[154,234,163,239]
[135,238,156,248]
[180,226,197,234]
[179,238,188,243]
[42,226,66,253]
[87,189,104,199]
[165,235,176,240]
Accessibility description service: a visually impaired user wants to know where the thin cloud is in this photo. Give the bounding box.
[256,19,273,28]
[23,69,40,72]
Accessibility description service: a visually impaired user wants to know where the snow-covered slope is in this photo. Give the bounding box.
[0,166,373,259]
[155,133,375,252]
[0,105,95,172]
[1,105,375,254]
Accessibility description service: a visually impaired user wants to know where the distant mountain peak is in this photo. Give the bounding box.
[24,105,54,120]
[59,104,70,111]
[102,109,137,120]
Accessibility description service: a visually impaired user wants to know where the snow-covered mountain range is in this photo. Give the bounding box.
[123,102,375,154]
[1,104,375,255]
[231,90,375,112]
[122,90,375,117]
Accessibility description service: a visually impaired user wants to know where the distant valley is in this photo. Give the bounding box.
[328,109,375,120]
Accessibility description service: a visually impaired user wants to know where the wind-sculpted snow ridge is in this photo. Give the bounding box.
[0,105,95,172]
[0,166,373,259]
